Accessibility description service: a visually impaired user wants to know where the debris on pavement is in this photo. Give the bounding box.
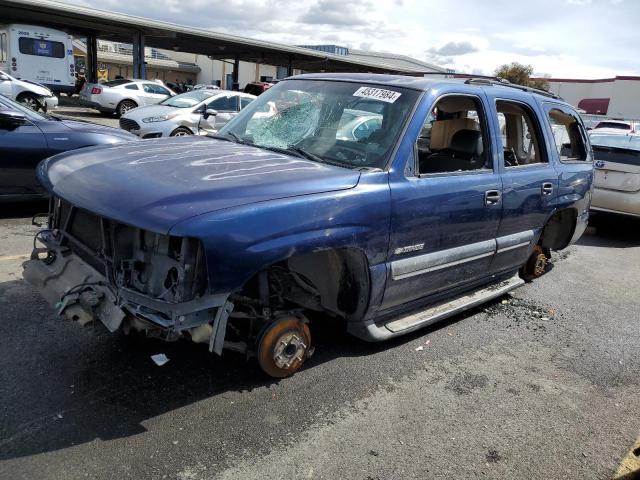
[151,353,170,366]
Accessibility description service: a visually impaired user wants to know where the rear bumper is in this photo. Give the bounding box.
[591,187,640,217]
[78,96,113,112]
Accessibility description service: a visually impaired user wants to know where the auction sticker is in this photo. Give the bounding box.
[353,86,401,103]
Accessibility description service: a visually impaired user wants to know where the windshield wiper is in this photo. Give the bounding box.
[207,132,247,144]
[285,146,350,169]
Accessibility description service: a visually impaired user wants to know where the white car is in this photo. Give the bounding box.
[0,70,58,112]
[119,89,255,138]
[589,132,640,218]
[80,79,175,117]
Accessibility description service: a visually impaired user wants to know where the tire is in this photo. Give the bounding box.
[257,316,312,378]
[170,127,193,137]
[17,93,41,111]
[116,100,137,117]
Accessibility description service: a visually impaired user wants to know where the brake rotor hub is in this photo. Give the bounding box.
[257,316,312,378]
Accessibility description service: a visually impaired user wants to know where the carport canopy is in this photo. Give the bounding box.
[0,0,436,85]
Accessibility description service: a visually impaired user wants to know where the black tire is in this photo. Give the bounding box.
[170,127,193,137]
[17,93,41,111]
[116,100,137,117]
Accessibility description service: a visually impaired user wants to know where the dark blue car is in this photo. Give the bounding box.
[0,94,136,202]
[23,74,593,377]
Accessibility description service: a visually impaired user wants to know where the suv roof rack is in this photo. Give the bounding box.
[463,77,563,100]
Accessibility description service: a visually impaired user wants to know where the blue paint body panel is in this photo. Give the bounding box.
[36,73,594,336]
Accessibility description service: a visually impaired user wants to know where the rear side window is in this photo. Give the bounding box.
[546,107,589,161]
[18,37,65,58]
[125,84,139,90]
[240,96,253,109]
[208,95,238,112]
[143,83,170,95]
[496,100,546,167]
[416,95,491,175]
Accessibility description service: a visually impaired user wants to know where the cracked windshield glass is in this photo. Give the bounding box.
[218,79,420,169]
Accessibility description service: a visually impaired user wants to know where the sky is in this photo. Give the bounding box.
[61,0,639,78]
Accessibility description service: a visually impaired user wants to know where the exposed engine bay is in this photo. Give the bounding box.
[23,197,233,352]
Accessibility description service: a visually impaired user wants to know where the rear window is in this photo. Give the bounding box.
[18,37,65,58]
[103,79,133,87]
[595,121,630,130]
[590,134,640,151]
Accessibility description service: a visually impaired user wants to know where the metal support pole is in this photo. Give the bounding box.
[232,55,240,91]
[287,56,293,77]
[86,34,98,84]
[132,32,146,79]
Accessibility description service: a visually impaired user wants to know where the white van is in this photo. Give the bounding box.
[0,24,75,95]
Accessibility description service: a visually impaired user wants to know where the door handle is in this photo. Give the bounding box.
[541,182,554,196]
[484,190,501,206]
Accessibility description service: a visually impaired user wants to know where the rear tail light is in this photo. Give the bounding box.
[91,87,102,95]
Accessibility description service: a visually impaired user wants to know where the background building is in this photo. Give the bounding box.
[73,41,446,91]
[542,76,640,119]
[73,39,200,84]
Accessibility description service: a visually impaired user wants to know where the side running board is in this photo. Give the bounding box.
[349,273,524,342]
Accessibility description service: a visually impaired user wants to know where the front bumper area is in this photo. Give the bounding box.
[43,95,59,111]
[23,243,232,352]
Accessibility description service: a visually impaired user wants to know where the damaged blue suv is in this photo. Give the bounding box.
[24,74,593,377]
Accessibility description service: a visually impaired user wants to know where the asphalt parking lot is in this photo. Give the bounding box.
[0,198,638,480]
[53,97,121,129]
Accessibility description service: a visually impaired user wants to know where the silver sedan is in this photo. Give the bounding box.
[80,79,175,116]
[119,90,256,138]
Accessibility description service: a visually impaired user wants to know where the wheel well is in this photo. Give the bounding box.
[16,91,36,100]
[240,249,371,322]
[118,99,137,108]
[540,208,577,250]
[171,126,193,135]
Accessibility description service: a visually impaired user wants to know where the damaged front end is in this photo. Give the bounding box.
[23,197,234,354]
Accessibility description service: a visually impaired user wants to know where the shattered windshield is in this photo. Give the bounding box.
[218,79,420,169]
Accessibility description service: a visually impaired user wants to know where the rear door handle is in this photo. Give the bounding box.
[485,190,501,206]
[541,182,554,196]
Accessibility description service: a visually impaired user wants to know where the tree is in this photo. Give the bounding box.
[494,62,550,91]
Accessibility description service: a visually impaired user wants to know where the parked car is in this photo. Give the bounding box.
[0,94,136,202]
[589,132,640,218]
[23,74,593,378]
[591,119,640,134]
[243,81,275,96]
[0,70,59,112]
[119,89,256,138]
[336,108,383,141]
[193,84,221,91]
[80,79,175,116]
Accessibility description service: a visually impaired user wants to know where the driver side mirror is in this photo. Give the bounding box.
[0,74,9,82]
[203,108,218,119]
[0,110,28,127]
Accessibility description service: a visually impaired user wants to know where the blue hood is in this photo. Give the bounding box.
[38,137,361,233]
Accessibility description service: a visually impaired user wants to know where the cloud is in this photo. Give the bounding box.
[298,0,372,26]
[427,41,480,56]
[55,0,640,78]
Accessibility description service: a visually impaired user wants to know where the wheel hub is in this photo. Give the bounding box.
[533,254,547,276]
[272,332,307,369]
[257,316,312,378]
